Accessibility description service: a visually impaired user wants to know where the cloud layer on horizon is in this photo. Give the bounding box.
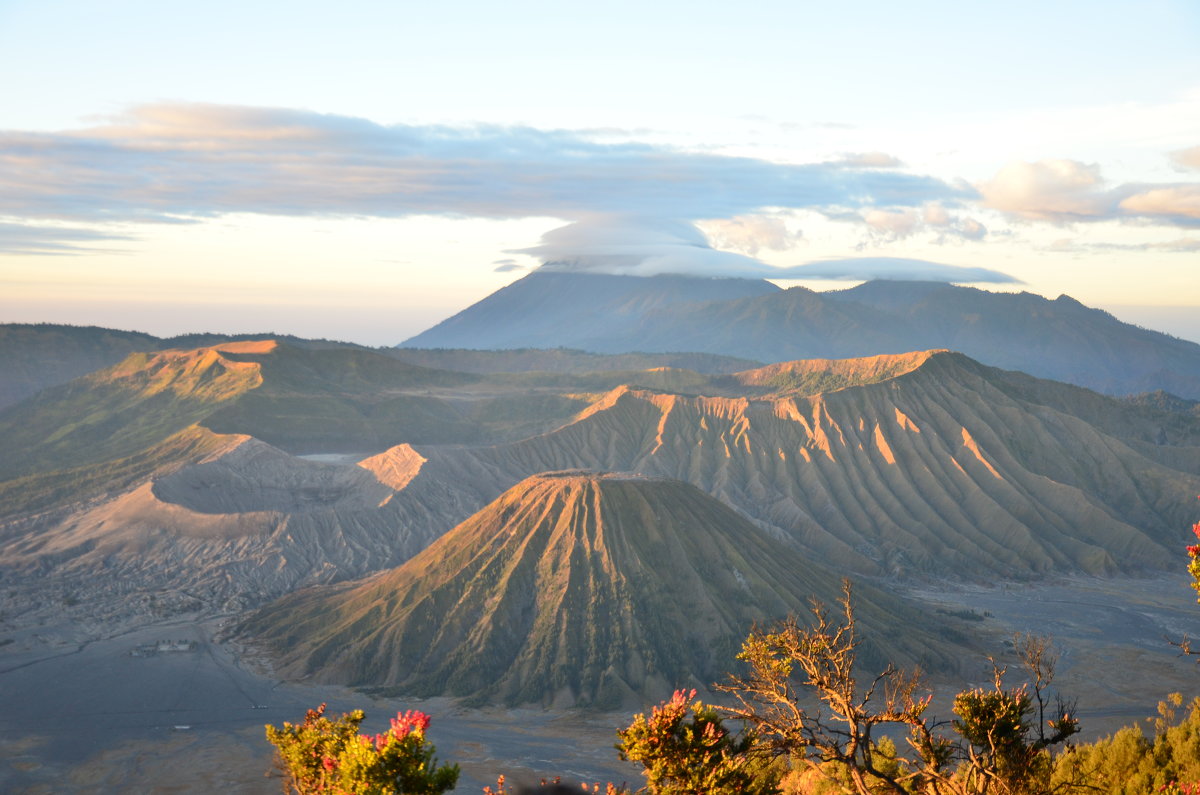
[0,104,1195,260]
[0,222,131,255]
[0,103,965,229]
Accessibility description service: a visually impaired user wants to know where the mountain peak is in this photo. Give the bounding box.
[397,276,1200,398]
[400,270,778,352]
[240,470,955,707]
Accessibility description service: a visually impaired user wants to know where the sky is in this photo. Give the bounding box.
[0,0,1198,345]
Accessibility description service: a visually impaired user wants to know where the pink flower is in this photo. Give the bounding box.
[390,710,431,737]
[322,756,337,772]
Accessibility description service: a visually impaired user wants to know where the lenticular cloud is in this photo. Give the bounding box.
[518,216,1018,284]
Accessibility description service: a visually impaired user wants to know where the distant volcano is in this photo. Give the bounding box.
[239,470,963,708]
[401,271,1200,400]
[400,270,777,352]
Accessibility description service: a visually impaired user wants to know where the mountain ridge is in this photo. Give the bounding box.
[401,272,1200,399]
[402,349,1199,579]
[2,344,1197,640]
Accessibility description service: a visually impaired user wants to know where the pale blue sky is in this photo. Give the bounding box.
[1,0,1197,344]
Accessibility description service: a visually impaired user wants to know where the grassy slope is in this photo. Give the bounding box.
[0,323,377,410]
[0,342,488,516]
[0,346,265,481]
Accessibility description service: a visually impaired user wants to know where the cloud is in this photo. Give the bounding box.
[978,159,1111,221]
[923,203,952,226]
[0,221,131,255]
[827,202,988,245]
[0,103,967,228]
[518,216,1016,284]
[492,259,530,273]
[922,202,987,242]
[1047,237,1200,254]
[831,152,904,168]
[1170,146,1200,171]
[781,257,1019,284]
[954,217,988,241]
[1118,186,1200,226]
[863,208,921,241]
[1156,237,1200,252]
[519,215,776,278]
[696,213,803,255]
[978,158,1200,227]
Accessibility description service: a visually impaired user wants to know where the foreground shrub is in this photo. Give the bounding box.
[1188,500,1200,603]
[617,688,778,794]
[483,774,628,793]
[265,703,459,794]
[1050,693,1200,794]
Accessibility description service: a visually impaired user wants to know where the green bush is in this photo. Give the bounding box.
[265,703,458,794]
[617,688,778,795]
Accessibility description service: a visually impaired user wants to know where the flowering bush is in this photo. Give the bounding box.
[1187,498,1200,603]
[482,774,627,793]
[617,689,775,795]
[265,703,458,794]
[1159,782,1200,795]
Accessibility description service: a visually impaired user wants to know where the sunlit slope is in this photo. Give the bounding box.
[0,339,482,515]
[242,471,965,708]
[0,323,374,410]
[0,340,622,609]
[727,350,938,394]
[0,341,272,482]
[0,339,483,486]
[413,351,1200,578]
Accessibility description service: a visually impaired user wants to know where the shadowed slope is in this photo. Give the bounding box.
[241,471,963,708]
[828,282,1200,397]
[400,276,1200,398]
[401,271,779,351]
[0,324,161,410]
[388,347,761,375]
